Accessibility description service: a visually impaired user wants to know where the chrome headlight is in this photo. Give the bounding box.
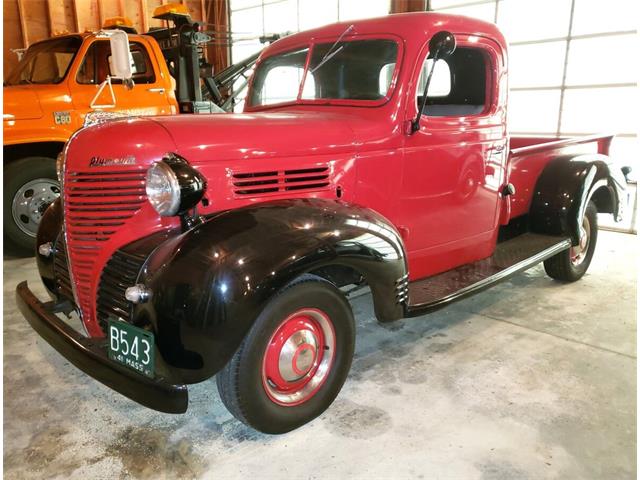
[145,153,206,217]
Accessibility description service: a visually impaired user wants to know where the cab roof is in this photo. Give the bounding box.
[29,30,149,47]
[261,12,507,57]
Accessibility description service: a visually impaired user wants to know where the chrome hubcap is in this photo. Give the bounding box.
[278,330,318,381]
[262,308,335,406]
[570,215,590,266]
[11,178,60,238]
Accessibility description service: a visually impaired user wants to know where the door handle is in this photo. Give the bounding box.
[146,88,165,93]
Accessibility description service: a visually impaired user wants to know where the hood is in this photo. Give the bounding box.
[3,86,44,120]
[148,111,359,164]
[65,117,178,172]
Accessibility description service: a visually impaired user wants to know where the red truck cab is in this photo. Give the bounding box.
[17,13,627,434]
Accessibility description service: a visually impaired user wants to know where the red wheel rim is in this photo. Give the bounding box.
[262,308,336,406]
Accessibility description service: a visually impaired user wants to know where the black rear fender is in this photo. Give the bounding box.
[135,199,407,382]
[529,154,626,244]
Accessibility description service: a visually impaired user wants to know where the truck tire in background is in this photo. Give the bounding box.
[216,274,356,434]
[544,201,598,282]
[3,157,60,255]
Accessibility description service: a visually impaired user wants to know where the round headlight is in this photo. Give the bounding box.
[145,154,206,217]
[146,161,181,216]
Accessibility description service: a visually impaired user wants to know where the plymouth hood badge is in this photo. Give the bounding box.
[89,155,137,167]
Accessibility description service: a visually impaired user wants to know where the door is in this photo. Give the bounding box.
[69,38,174,121]
[397,36,507,279]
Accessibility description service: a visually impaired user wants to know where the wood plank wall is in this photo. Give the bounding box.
[3,0,229,79]
[390,0,427,13]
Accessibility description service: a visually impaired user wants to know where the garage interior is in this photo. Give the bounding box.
[2,0,637,478]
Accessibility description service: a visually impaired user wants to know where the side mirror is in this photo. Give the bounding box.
[411,31,456,134]
[428,31,456,59]
[108,30,134,89]
[90,30,134,109]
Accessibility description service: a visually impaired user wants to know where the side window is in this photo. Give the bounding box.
[416,47,488,117]
[77,42,156,85]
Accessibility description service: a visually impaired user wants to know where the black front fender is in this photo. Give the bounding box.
[134,199,407,383]
[530,154,626,244]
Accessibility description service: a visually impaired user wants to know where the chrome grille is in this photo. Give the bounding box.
[232,166,331,196]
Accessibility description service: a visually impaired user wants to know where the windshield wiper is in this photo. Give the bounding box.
[310,24,355,74]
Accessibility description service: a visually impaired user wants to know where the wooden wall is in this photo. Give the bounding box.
[3,0,228,79]
[390,0,427,13]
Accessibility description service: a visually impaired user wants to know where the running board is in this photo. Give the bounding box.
[405,233,571,317]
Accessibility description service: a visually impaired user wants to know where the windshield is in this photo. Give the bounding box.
[6,36,81,86]
[249,38,399,108]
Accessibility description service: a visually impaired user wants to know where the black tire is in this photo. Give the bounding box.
[216,274,355,434]
[3,157,59,255]
[544,201,598,282]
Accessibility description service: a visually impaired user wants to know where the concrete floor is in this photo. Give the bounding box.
[3,230,636,479]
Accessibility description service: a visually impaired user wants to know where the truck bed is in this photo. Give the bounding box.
[507,134,614,220]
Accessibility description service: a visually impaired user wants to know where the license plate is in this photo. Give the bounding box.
[108,320,155,379]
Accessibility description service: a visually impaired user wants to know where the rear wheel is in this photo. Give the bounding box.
[3,157,60,255]
[216,275,355,433]
[544,201,598,282]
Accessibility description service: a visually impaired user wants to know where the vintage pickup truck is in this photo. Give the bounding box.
[17,12,627,434]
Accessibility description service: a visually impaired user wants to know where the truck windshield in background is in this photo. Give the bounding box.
[5,36,82,86]
[249,39,398,107]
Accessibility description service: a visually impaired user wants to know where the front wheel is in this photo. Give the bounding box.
[544,200,598,282]
[216,275,355,434]
[3,157,60,255]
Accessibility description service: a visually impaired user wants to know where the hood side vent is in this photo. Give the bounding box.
[232,166,331,196]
